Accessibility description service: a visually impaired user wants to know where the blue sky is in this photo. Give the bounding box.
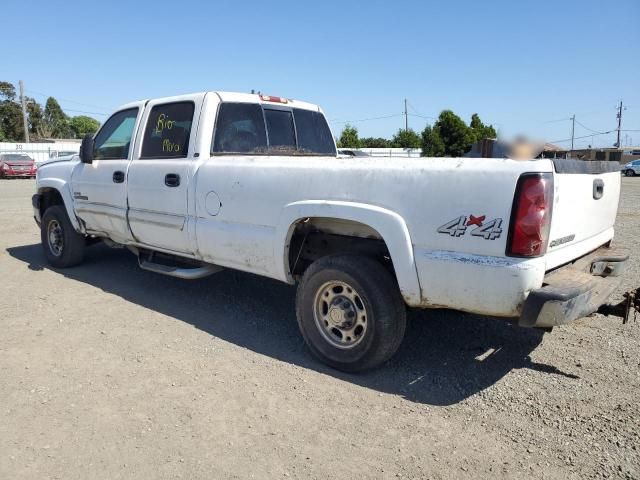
[4,0,639,148]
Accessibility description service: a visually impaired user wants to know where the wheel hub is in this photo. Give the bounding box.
[313,281,368,349]
[47,220,64,257]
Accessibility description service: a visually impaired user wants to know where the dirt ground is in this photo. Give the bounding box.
[1,177,639,480]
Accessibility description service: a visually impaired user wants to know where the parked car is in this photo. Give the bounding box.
[338,149,370,157]
[0,153,37,178]
[622,159,640,177]
[51,151,79,158]
[32,91,632,371]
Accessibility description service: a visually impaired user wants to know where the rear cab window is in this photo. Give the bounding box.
[212,103,267,153]
[264,109,296,152]
[141,102,195,159]
[293,108,335,155]
[212,102,336,156]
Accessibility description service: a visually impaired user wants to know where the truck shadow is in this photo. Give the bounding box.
[7,243,578,406]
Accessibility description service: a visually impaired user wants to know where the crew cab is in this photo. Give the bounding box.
[32,91,631,371]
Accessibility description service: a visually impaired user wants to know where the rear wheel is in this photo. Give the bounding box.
[625,169,635,177]
[296,255,406,372]
[41,205,85,268]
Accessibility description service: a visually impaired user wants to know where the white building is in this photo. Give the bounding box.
[0,140,81,163]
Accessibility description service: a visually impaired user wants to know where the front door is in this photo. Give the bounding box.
[126,96,202,254]
[71,106,142,243]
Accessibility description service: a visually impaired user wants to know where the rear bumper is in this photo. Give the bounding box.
[519,245,628,328]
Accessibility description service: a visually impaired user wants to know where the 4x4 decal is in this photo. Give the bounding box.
[437,215,503,240]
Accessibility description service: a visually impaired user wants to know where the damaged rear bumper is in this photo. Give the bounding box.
[519,245,629,328]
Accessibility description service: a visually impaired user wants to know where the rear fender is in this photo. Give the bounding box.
[275,200,422,305]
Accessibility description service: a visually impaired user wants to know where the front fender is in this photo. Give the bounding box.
[37,178,83,233]
[275,200,422,305]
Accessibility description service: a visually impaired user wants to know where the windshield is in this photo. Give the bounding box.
[1,154,33,162]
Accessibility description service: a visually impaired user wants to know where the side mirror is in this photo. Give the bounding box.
[79,134,94,164]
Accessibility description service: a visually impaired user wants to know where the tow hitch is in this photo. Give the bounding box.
[598,287,640,324]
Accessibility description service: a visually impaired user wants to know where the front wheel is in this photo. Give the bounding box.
[41,205,85,268]
[625,169,636,177]
[296,255,406,372]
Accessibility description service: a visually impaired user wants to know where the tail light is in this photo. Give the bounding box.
[507,173,553,257]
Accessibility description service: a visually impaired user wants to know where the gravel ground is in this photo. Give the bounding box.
[0,178,639,480]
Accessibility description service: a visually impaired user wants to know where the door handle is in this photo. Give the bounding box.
[165,173,180,187]
[113,171,125,183]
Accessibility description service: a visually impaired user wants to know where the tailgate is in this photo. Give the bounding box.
[545,159,621,270]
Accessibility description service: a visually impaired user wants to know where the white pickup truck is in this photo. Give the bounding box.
[32,91,632,371]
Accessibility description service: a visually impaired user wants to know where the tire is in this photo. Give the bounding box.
[625,169,635,177]
[41,205,85,268]
[296,255,407,372]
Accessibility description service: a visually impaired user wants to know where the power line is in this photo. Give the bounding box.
[24,88,112,113]
[407,101,436,120]
[550,130,615,144]
[541,117,571,124]
[574,119,611,134]
[60,107,109,116]
[329,113,403,125]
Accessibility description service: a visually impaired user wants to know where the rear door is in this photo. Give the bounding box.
[546,159,622,268]
[71,106,142,243]
[126,95,204,254]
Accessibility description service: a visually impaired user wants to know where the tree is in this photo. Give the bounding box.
[0,81,16,101]
[0,81,23,142]
[25,97,46,140]
[421,125,445,157]
[360,137,390,148]
[391,128,421,148]
[70,115,100,138]
[44,97,72,138]
[433,110,473,157]
[469,113,497,142]
[337,124,360,148]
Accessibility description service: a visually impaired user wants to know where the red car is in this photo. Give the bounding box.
[0,153,37,179]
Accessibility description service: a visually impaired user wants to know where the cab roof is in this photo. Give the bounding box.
[116,91,322,114]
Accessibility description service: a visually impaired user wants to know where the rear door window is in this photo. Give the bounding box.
[264,109,296,150]
[141,102,195,159]
[212,103,267,153]
[293,108,336,155]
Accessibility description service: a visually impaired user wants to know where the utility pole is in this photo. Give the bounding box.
[616,100,623,147]
[404,98,408,132]
[570,114,575,150]
[19,80,29,143]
